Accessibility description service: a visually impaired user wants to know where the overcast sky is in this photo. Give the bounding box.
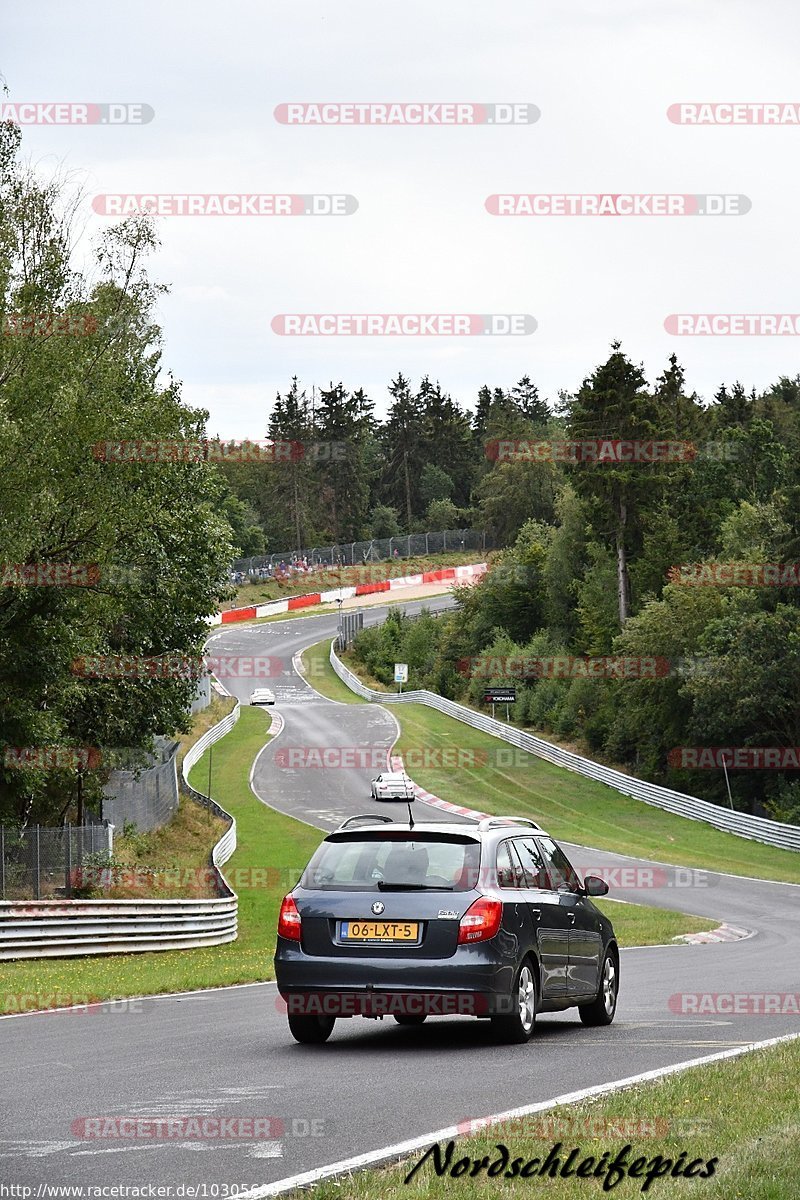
[3,0,800,438]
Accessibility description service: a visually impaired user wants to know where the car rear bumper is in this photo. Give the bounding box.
[274,942,515,1015]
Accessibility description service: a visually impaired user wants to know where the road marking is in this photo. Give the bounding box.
[235,1030,800,1198]
[71,1144,172,1156]
[247,1142,284,1159]
[0,1142,77,1158]
[0,980,279,1021]
[289,649,352,707]
[248,714,285,796]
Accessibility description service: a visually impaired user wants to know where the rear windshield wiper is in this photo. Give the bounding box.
[376,882,454,891]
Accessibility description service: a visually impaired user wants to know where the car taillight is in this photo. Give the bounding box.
[277,894,301,941]
[457,897,502,944]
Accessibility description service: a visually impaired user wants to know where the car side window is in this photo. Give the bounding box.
[537,837,581,893]
[496,840,523,888]
[513,837,550,889]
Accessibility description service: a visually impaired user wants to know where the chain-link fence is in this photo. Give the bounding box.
[101,737,180,834]
[337,610,364,650]
[0,820,112,900]
[190,674,211,714]
[232,528,491,576]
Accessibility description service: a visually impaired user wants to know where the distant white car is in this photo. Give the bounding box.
[370,771,415,802]
[250,688,276,706]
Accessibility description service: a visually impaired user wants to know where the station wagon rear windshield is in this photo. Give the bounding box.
[300,834,481,891]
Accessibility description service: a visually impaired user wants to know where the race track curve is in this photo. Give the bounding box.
[2,599,798,1191]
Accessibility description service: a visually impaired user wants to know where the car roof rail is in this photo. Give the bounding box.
[477,816,545,832]
[336,814,394,831]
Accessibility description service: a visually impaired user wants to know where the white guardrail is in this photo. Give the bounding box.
[330,644,800,853]
[0,705,241,961]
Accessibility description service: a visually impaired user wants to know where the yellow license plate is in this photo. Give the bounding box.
[341,920,419,942]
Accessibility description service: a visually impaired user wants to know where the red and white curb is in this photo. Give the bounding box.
[209,562,488,626]
[390,755,487,821]
[677,923,753,945]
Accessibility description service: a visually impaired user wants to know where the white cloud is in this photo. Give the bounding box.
[4,0,800,435]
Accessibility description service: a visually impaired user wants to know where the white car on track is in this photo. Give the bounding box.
[250,687,276,706]
[370,771,415,802]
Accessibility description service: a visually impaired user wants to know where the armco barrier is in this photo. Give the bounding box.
[0,707,240,961]
[329,644,800,853]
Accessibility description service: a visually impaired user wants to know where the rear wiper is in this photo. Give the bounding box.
[376,882,454,891]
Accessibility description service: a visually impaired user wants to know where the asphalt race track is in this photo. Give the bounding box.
[2,601,799,1191]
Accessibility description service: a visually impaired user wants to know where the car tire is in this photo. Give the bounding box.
[393,1014,426,1027]
[287,1014,336,1044]
[579,950,618,1026]
[491,958,538,1044]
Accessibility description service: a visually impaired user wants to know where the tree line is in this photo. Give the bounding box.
[348,346,800,821]
[0,120,233,827]
[218,373,551,554]
[3,112,799,828]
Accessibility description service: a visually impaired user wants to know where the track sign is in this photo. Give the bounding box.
[394,663,409,684]
[483,687,516,704]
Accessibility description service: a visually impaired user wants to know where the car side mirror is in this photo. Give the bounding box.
[583,875,609,897]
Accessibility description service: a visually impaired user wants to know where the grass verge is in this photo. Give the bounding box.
[594,899,709,946]
[175,692,236,770]
[0,707,318,1010]
[297,1038,800,1200]
[300,638,366,704]
[0,708,710,1012]
[377,702,800,884]
[99,797,227,899]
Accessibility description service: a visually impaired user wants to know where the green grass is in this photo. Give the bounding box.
[300,637,367,704]
[299,1037,800,1200]
[0,707,320,1011]
[0,707,712,1011]
[99,795,228,898]
[595,899,710,946]
[382,703,800,884]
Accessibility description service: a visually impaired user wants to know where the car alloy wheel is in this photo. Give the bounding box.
[518,963,536,1033]
[491,958,537,1044]
[602,954,617,1017]
[578,949,619,1027]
